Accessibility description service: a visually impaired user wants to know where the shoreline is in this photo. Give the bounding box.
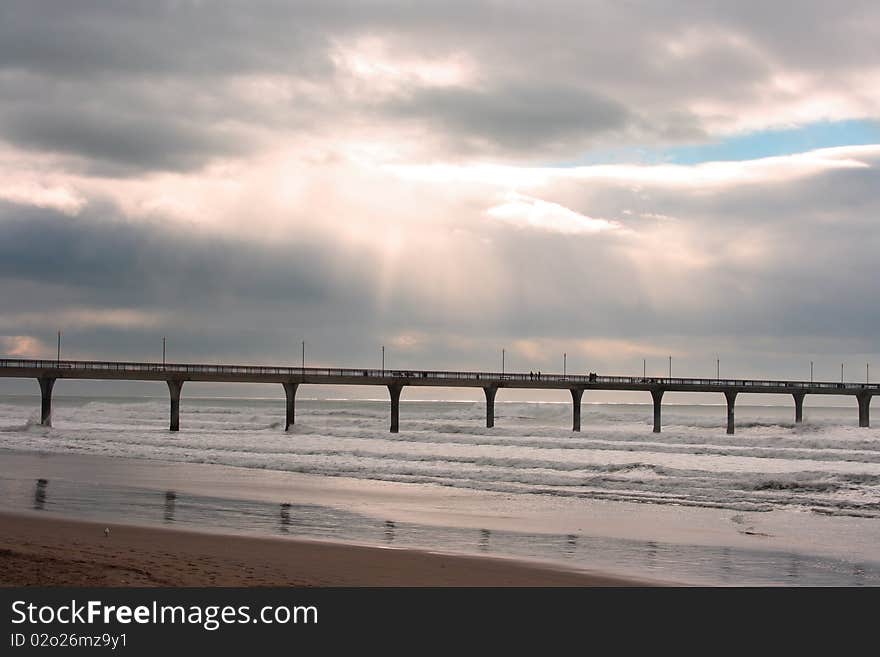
[2,448,879,586]
[0,510,657,587]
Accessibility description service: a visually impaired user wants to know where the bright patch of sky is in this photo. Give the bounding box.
[664,119,880,164]
[563,120,880,167]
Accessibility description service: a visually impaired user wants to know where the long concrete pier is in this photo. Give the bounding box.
[1,358,876,433]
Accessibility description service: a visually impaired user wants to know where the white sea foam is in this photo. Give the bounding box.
[0,397,878,518]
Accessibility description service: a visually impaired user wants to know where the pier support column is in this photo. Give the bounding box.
[857,392,872,428]
[570,388,583,432]
[389,384,403,433]
[484,386,498,428]
[793,392,805,424]
[38,377,56,427]
[725,391,737,435]
[167,380,183,432]
[651,389,664,433]
[282,382,298,431]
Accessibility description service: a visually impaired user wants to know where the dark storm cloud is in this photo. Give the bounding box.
[0,0,335,78]
[2,1,878,172]
[0,104,249,173]
[385,82,632,154]
[0,1,338,172]
[0,200,361,308]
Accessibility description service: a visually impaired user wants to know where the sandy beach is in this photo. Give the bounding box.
[0,511,650,587]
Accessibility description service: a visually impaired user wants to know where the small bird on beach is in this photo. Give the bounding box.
[104,527,110,538]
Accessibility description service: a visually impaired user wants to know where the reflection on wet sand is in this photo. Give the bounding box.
[384,520,395,543]
[722,546,732,582]
[787,553,799,582]
[4,471,879,586]
[646,540,657,567]
[852,565,865,586]
[479,528,490,552]
[33,478,48,511]
[164,491,176,522]
[279,502,291,534]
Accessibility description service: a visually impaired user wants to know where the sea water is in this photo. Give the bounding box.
[1,395,878,585]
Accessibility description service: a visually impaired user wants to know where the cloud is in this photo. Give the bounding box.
[383,82,635,156]
[0,100,251,173]
[387,145,880,189]
[0,308,168,332]
[0,335,46,358]
[0,179,84,214]
[2,1,880,173]
[486,193,620,235]
[2,142,878,360]
[0,1,879,387]
[0,200,355,310]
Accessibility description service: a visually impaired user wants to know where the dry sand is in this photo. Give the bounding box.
[0,511,651,587]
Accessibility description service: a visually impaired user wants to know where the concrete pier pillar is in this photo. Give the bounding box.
[484,386,498,428]
[38,377,56,426]
[483,386,498,429]
[167,380,183,432]
[793,392,805,424]
[570,388,584,432]
[725,390,737,435]
[651,389,664,433]
[389,384,403,433]
[857,392,872,428]
[282,382,298,431]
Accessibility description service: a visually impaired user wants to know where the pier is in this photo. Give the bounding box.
[1,358,876,433]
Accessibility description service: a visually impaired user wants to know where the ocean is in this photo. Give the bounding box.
[1,394,879,585]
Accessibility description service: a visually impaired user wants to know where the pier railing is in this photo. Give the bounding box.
[3,357,875,433]
[1,358,878,391]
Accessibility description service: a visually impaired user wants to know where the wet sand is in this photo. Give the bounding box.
[0,511,651,587]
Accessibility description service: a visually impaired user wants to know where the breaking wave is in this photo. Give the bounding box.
[1,397,878,517]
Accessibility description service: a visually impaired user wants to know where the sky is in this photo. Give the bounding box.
[1,1,879,400]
